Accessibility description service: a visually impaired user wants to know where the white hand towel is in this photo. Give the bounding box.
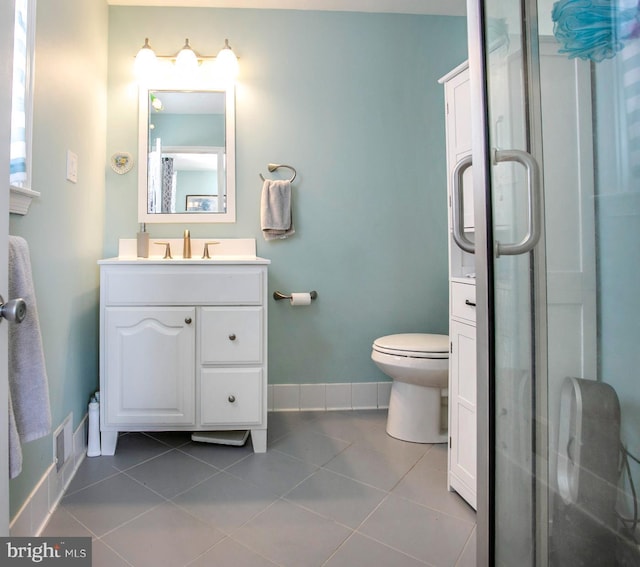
[261,179,295,240]
[8,236,51,479]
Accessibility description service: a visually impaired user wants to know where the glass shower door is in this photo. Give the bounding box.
[474,1,546,564]
[469,0,640,565]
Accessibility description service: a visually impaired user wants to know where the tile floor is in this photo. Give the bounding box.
[42,410,476,567]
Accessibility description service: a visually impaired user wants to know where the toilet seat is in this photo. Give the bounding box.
[372,333,449,359]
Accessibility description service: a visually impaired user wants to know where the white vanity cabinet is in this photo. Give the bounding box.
[98,251,269,455]
[440,62,477,509]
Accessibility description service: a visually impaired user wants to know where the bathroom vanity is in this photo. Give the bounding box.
[441,62,478,509]
[98,238,269,454]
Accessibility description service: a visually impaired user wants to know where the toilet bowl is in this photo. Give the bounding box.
[371,333,449,443]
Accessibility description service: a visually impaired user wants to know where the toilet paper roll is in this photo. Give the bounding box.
[290,292,312,306]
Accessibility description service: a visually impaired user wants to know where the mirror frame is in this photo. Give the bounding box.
[137,82,236,223]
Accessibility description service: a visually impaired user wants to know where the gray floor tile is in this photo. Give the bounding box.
[41,411,477,567]
[324,443,422,491]
[91,540,133,567]
[40,507,95,538]
[233,499,351,567]
[359,494,475,566]
[108,432,173,471]
[124,449,218,498]
[64,456,120,496]
[144,430,193,448]
[60,473,164,537]
[284,468,387,528]
[101,502,224,567]
[354,430,431,461]
[420,443,449,471]
[393,454,476,522]
[266,411,320,443]
[177,439,254,469]
[456,527,476,567]
[172,471,277,533]
[312,410,388,443]
[271,429,351,465]
[226,450,317,496]
[186,537,279,567]
[325,532,428,567]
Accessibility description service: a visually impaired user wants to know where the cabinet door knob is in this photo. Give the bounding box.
[185,317,192,324]
[228,333,236,341]
[228,395,236,403]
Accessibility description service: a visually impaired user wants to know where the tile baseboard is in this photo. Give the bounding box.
[268,381,392,412]
[10,412,88,537]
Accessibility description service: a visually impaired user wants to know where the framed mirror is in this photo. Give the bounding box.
[138,84,235,223]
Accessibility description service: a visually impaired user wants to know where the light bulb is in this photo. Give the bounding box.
[215,39,239,81]
[134,38,157,82]
[175,38,199,75]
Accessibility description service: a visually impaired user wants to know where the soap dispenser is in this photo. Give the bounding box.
[183,229,191,259]
[137,223,149,258]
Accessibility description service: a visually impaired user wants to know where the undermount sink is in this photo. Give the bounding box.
[101,237,269,264]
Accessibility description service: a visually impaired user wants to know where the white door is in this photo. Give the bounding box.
[0,0,15,536]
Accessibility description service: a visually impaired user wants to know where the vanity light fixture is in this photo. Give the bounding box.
[133,37,239,82]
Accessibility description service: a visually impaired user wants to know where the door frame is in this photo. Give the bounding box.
[466,1,494,562]
[0,0,16,535]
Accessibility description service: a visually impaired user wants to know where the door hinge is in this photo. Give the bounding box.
[449,436,452,449]
[450,341,453,354]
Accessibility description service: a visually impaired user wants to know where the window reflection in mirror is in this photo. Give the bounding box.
[138,86,236,223]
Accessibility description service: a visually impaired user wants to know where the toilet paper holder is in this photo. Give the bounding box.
[273,290,318,301]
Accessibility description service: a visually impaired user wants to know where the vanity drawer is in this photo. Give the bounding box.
[451,282,476,323]
[200,307,263,364]
[102,265,264,305]
[200,368,262,425]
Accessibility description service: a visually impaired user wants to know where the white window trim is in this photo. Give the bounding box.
[9,0,39,215]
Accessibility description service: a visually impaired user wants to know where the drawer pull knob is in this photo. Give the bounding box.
[229,333,237,341]
[465,299,476,307]
[185,317,192,324]
[228,395,236,403]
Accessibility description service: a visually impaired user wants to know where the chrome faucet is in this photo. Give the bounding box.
[183,229,191,259]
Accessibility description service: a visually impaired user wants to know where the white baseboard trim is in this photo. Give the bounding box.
[10,412,89,537]
[268,381,392,412]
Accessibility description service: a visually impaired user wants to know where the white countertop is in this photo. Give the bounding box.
[99,237,270,265]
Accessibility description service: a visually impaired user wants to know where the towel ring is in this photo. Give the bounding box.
[259,163,297,183]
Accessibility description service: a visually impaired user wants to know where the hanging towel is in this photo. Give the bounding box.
[8,236,51,479]
[261,179,295,240]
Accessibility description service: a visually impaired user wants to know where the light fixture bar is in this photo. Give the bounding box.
[134,38,239,82]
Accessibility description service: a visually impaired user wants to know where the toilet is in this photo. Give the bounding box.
[371,333,449,443]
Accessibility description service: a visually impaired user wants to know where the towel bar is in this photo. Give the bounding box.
[273,290,317,301]
[259,163,297,183]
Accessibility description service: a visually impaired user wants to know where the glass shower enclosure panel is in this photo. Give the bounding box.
[469,0,640,564]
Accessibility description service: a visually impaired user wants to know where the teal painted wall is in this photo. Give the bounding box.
[8,0,108,518]
[106,7,468,385]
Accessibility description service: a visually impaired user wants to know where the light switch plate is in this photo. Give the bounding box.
[66,150,78,183]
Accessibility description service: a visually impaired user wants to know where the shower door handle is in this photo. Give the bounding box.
[492,149,542,257]
[451,154,475,254]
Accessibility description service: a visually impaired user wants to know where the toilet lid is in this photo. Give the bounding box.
[372,333,449,358]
